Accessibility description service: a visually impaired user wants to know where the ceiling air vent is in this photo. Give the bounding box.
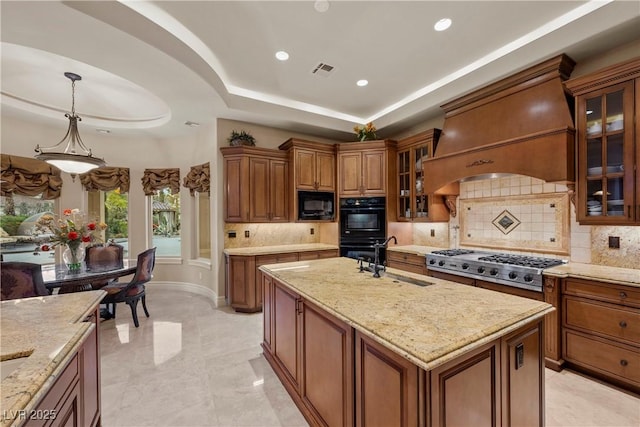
[311,62,335,77]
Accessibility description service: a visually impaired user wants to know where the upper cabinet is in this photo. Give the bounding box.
[221,146,289,223]
[397,129,451,222]
[566,58,640,224]
[336,140,397,198]
[279,139,336,192]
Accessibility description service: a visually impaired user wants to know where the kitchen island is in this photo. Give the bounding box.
[259,257,554,427]
[1,291,104,427]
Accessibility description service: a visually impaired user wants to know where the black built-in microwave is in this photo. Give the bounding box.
[298,191,335,221]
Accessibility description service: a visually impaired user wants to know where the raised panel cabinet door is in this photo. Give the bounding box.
[430,340,499,427]
[295,149,317,190]
[316,151,336,191]
[339,152,363,196]
[301,301,354,427]
[270,159,289,222]
[273,281,302,390]
[249,157,271,222]
[502,322,543,427]
[223,156,248,222]
[362,150,386,195]
[227,255,256,311]
[356,331,418,427]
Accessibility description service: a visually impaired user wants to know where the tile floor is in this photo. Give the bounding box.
[100,288,640,426]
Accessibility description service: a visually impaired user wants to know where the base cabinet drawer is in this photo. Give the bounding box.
[564,330,640,387]
[564,297,640,345]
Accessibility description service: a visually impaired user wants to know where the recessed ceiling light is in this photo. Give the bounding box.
[96,129,110,134]
[314,0,330,13]
[275,51,289,61]
[185,121,200,127]
[357,80,368,87]
[434,18,452,32]
[586,110,593,115]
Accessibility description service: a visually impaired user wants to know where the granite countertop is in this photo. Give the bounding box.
[260,258,552,371]
[223,243,339,256]
[387,245,445,256]
[1,291,105,427]
[544,262,640,288]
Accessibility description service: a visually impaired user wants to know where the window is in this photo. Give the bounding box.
[0,194,56,264]
[197,192,211,258]
[87,189,129,258]
[152,188,181,257]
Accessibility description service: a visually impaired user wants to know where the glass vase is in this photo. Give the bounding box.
[63,244,85,272]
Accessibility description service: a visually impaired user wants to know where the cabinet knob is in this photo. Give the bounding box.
[619,291,627,299]
[619,320,627,328]
[403,255,407,260]
[620,359,628,367]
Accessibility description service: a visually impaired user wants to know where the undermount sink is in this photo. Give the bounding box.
[1,356,30,381]
[383,272,433,287]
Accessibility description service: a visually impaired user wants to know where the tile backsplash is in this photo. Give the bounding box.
[224,223,320,248]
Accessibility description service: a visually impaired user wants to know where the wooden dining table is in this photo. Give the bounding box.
[42,259,137,294]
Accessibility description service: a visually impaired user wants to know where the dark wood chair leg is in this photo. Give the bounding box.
[128,299,140,327]
[142,295,150,317]
[112,302,117,319]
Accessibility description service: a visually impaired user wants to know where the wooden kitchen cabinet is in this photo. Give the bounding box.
[336,140,397,198]
[562,277,640,392]
[565,58,640,224]
[225,251,298,312]
[220,146,289,223]
[297,249,339,260]
[273,280,303,392]
[396,129,451,222]
[386,251,427,275]
[356,331,418,427]
[279,138,336,192]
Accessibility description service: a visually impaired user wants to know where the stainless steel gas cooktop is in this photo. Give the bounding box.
[426,250,566,292]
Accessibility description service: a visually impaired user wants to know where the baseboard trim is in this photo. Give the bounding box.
[149,281,226,307]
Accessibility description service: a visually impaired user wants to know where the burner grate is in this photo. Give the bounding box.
[432,249,475,256]
[477,254,564,269]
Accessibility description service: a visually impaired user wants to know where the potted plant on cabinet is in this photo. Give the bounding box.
[227,130,256,146]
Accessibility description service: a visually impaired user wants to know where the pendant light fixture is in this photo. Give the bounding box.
[35,72,106,176]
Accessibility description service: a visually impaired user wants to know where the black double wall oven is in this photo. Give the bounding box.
[339,197,386,262]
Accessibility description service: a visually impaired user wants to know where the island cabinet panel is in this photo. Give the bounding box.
[301,301,354,427]
[386,251,427,275]
[255,253,299,309]
[24,355,80,427]
[562,277,640,392]
[430,340,499,427]
[355,332,418,427]
[501,322,544,427]
[262,273,274,353]
[79,325,100,427]
[273,280,303,391]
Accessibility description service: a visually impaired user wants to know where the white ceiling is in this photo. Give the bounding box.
[1,1,639,141]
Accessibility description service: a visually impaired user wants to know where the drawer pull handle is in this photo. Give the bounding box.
[619,292,627,299]
[620,359,628,367]
[619,321,627,328]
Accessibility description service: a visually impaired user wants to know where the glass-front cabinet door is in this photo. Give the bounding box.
[578,81,635,223]
[396,129,447,222]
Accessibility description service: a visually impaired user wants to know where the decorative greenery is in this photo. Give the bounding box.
[353,122,377,141]
[35,208,107,252]
[228,130,256,146]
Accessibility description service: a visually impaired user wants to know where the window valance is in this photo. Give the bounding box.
[79,167,130,193]
[182,162,210,195]
[141,168,180,195]
[0,154,63,200]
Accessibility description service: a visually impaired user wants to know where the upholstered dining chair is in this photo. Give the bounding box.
[101,247,156,327]
[1,262,50,300]
[84,243,124,290]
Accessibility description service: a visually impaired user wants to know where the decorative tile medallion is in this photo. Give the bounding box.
[492,210,520,234]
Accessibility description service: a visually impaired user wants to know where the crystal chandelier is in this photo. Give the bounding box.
[35,72,106,176]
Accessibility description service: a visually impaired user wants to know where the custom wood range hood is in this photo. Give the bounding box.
[423,54,576,194]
